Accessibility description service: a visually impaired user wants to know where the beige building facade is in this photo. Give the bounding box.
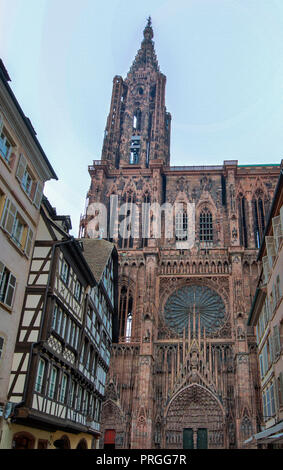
[0,59,57,442]
[247,170,283,448]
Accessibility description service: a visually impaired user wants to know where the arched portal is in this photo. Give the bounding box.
[164,384,225,449]
[100,400,126,449]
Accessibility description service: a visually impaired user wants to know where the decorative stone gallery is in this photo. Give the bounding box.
[80,19,282,448]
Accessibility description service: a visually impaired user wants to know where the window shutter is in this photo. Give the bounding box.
[263,344,268,375]
[272,283,277,309]
[262,256,270,284]
[273,325,281,357]
[30,180,37,201]
[0,197,9,228]
[272,215,282,252]
[0,114,3,133]
[0,261,4,282]
[4,272,16,307]
[266,236,276,269]
[3,199,17,235]
[269,336,274,365]
[16,153,27,182]
[0,336,4,360]
[280,372,283,405]
[33,181,44,209]
[259,354,264,378]
[25,227,34,257]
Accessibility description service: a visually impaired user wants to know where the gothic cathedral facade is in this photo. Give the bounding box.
[79,19,281,449]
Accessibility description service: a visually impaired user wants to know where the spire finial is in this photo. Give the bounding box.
[143,16,153,41]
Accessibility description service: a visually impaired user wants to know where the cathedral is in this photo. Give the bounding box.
[79,19,281,449]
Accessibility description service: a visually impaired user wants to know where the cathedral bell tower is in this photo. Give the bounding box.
[101,17,171,169]
[81,17,281,450]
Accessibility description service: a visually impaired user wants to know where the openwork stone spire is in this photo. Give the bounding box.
[128,17,160,74]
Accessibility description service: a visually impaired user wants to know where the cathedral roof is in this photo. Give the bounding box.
[128,17,160,75]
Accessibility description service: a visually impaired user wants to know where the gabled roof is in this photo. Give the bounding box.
[79,238,115,283]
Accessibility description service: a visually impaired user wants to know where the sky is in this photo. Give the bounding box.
[0,0,283,236]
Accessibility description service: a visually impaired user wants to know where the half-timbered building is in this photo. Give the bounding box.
[2,197,118,449]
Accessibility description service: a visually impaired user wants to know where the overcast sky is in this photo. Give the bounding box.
[1,0,283,236]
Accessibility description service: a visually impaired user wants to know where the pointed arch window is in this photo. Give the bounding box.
[119,285,133,341]
[118,193,135,249]
[238,195,248,248]
[141,193,150,247]
[133,109,142,131]
[199,208,213,243]
[175,203,188,241]
[253,195,265,248]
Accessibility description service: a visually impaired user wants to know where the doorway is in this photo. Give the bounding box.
[197,428,208,449]
[104,429,116,449]
[183,428,208,449]
[183,428,193,449]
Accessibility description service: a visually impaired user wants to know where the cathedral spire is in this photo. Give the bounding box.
[128,17,159,74]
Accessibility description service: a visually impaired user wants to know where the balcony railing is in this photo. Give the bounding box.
[88,160,104,171]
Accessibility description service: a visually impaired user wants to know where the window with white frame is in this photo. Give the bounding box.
[69,380,76,408]
[263,382,276,419]
[94,398,101,422]
[89,395,94,419]
[59,373,68,403]
[259,353,264,378]
[51,304,58,330]
[263,343,269,375]
[22,167,33,196]
[74,279,82,302]
[76,385,82,412]
[84,391,90,416]
[60,259,70,285]
[0,129,13,164]
[35,358,46,393]
[16,153,43,207]
[0,197,33,256]
[48,366,57,399]
[175,205,188,241]
[0,336,4,360]
[86,307,96,339]
[0,261,16,308]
